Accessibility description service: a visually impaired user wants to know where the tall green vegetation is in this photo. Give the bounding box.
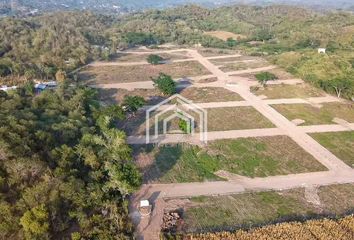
[0,84,141,239]
[147,54,163,65]
[255,72,278,87]
[152,73,177,96]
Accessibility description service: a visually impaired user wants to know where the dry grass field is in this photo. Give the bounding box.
[207,107,274,131]
[272,102,354,125]
[252,83,326,99]
[178,184,354,235]
[79,61,211,84]
[235,67,295,80]
[219,59,271,72]
[112,51,190,62]
[198,48,239,57]
[179,87,243,103]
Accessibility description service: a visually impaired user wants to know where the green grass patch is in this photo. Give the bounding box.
[311,132,354,168]
[184,190,317,232]
[136,136,326,183]
[272,103,354,125]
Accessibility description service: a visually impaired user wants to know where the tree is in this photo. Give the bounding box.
[255,72,278,87]
[147,54,163,65]
[152,73,176,95]
[20,205,50,240]
[330,78,353,98]
[24,69,36,81]
[0,64,11,77]
[122,96,145,113]
[226,37,237,47]
[178,115,191,134]
[55,70,66,82]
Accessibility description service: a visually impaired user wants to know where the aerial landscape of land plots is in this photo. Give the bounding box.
[78,46,354,239]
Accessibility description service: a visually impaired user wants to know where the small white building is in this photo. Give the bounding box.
[318,48,326,54]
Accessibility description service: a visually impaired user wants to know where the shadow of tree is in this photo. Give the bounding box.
[133,144,183,183]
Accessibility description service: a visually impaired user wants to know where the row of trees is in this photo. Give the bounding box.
[0,83,142,239]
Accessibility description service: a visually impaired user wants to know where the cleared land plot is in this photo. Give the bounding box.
[210,55,261,64]
[99,87,243,105]
[79,61,211,84]
[183,190,317,233]
[111,51,190,62]
[133,136,326,183]
[204,31,247,41]
[219,59,271,72]
[180,87,243,103]
[198,48,239,57]
[311,132,354,168]
[181,183,354,233]
[238,67,296,80]
[207,107,274,131]
[252,84,326,99]
[272,103,354,125]
[121,106,272,135]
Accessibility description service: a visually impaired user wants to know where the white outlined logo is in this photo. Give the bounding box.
[145,94,207,144]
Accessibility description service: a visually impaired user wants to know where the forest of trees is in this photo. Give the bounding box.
[0,82,141,239]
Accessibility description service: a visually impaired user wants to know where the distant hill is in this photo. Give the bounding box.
[0,0,353,16]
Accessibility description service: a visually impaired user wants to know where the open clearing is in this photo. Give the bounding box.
[252,84,326,99]
[112,51,190,62]
[198,48,239,57]
[120,106,273,136]
[272,102,354,125]
[204,31,247,41]
[180,183,354,233]
[219,59,271,72]
[99,87,243,105]
[207,107,274,131]
[79,61,211,84]
[180,87,243,102]
[238,67,296,80]
[311,132,354,168]
[133,136,326,183]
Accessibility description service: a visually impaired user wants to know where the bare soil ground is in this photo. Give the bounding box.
[79,61,211,84]
[272,102,354,125]
[252,83,326,99]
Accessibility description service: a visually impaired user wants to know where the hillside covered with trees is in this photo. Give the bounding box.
[0,5,353,94]
[0,83,141,239]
